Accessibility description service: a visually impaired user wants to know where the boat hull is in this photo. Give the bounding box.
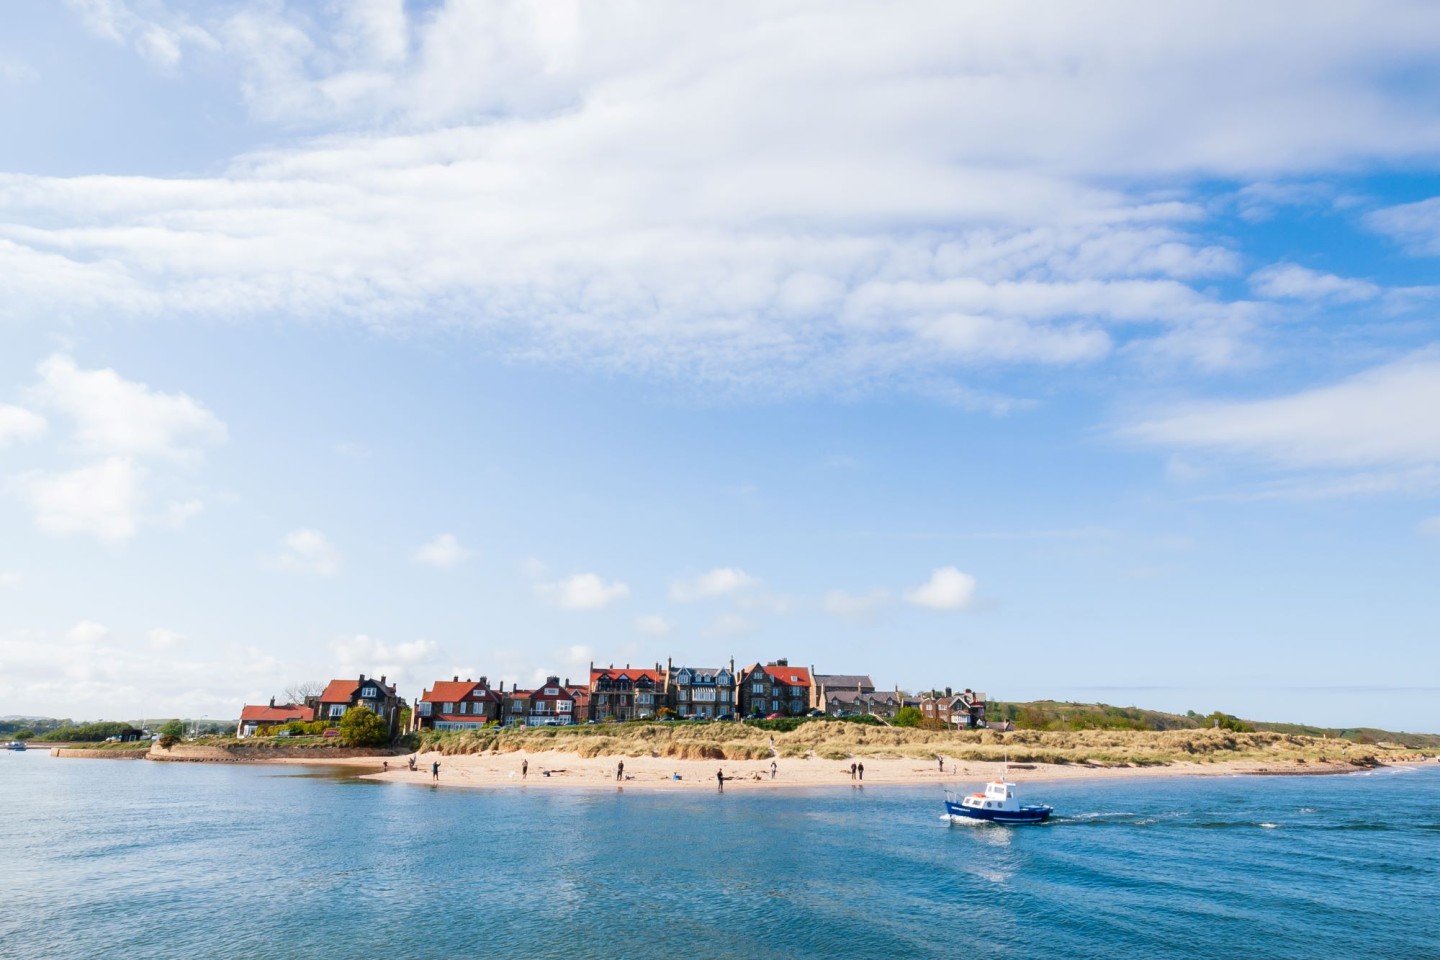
[945,801,1051,824]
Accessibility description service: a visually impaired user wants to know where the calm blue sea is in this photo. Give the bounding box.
[1,752,1437,960]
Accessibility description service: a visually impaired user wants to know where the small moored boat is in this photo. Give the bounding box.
[944,772,1052,824]
[4,741,27,752]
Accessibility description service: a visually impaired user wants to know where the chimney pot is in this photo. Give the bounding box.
[269,697,275,707]
[453,675,459,682]
[359,673,366,683]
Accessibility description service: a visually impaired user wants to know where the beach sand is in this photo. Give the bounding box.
[265,750,1389,792]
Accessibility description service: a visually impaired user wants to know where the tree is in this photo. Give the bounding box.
[893,706,922,727]
[159,719,185,738]
[284,681,326,705]
[338,706,390,747]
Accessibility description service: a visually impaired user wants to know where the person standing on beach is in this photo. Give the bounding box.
[431,760,440,782]
[717,769,724,791]
[770,760,777,780]
[938,756,944,774]
[850,762,857,780]
[616,760,624,782]
[522,759,528,779]
[857,762,864,781]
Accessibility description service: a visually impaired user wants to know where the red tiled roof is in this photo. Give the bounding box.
[318,679,358,703]
[318,677,395,703]
[422,680,495,703]
[762,664,812,686]
[239,704,311,723]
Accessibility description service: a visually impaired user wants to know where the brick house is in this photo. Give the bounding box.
[414,676,503,731]
[310,674,404,739]
[739,659,813,717]
[919,688,987,728]
[812,673,874,712]
[524,676,583,725]
[824,687,907,719]
[665,659,736,719]
[235,699,311,738]
[588,664,667,722]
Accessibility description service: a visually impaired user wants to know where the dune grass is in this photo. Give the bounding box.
[414,721,1420,767]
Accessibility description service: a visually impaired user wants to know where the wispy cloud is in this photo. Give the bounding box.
[413,533,471,569]
[273,528,342,576]
[535,572,630,610]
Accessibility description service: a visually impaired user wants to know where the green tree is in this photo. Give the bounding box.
[159,719,185,738]
[893,706,922,727]
[338,706,390,747]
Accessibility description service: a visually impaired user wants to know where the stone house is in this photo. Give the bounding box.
[665,660,736,719]
[414,676,503,731]
[739,659,813,717]
[588,664,667,722]
[236,698,311,738]
[310,674,404,739]
[919,688,987,728]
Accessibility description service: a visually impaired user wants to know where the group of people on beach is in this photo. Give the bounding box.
[849,761,865,780]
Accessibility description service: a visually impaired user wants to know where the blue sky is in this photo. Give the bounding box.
[2,2,1438,729]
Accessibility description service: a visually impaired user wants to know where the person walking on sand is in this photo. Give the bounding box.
[770,760,777,780]
[431,760,440,782]
[383,760,389,773]
[850,762,857,780]
[408,755,417,771]
[616,760,624,782]
[857,762,864,781]
[522,759,528,779]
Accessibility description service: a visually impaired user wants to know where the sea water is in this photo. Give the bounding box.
[1,751,1436,959]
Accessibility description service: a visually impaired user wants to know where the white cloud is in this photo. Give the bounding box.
[669,567,758,603]
[1419,516,1440,537]
[149,628,186,648]
[274,528,342,576]
[14,4,1440,389]
[66,619,110,644]
[327,633,439,685]
[1123,349,1440,469]
[535,572,629,610]
[0,404,46,446]
[16,456,143,541]
[164,499,204,528]
[1249,263,1379,302]
[27,354,226,461]
[1368,197,1440,255]
[903,567,977,611]
[823,588,892,621]
[635,614,673,637]
[413,533,471,569]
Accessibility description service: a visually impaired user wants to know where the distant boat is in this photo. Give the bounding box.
[4,741,26,752]
[944,772,1052,824]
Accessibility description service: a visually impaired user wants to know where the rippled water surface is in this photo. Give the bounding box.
[2,752,1437,959]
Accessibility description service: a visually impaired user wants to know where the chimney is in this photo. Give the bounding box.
[453,675,459,682]
[380,675,387,685]
[269,697,275,708]
[564,677,570,687]
[499,680,505,692]
[359,673,366,683]
[945,686,952,697]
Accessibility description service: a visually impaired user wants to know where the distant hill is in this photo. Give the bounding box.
[992,699,1440,746]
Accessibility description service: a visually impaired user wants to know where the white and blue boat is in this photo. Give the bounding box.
[944,773,1052,824]
[4,741,26,752]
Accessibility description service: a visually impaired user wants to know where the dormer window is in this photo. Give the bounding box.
[361,686,377,698]
[544,686,559,695]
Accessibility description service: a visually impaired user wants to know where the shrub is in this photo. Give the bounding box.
[893,707,922,728]
[338,706,390,747]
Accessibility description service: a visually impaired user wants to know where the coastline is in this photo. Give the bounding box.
[259,749,1418,793]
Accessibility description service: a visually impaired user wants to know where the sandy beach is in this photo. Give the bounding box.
[264,749,1401,792]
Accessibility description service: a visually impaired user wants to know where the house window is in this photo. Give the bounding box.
[558,701,572,713]
[637,693,653,705]
[361,686,377,698]
[752,682,765,693]
[444,703,456,713]
[544,686,559,695]
[721,690,732,703]
[329,704,344,718]
[419,702,432,716]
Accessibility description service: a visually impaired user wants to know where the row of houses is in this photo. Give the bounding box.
[236,660,987,739]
